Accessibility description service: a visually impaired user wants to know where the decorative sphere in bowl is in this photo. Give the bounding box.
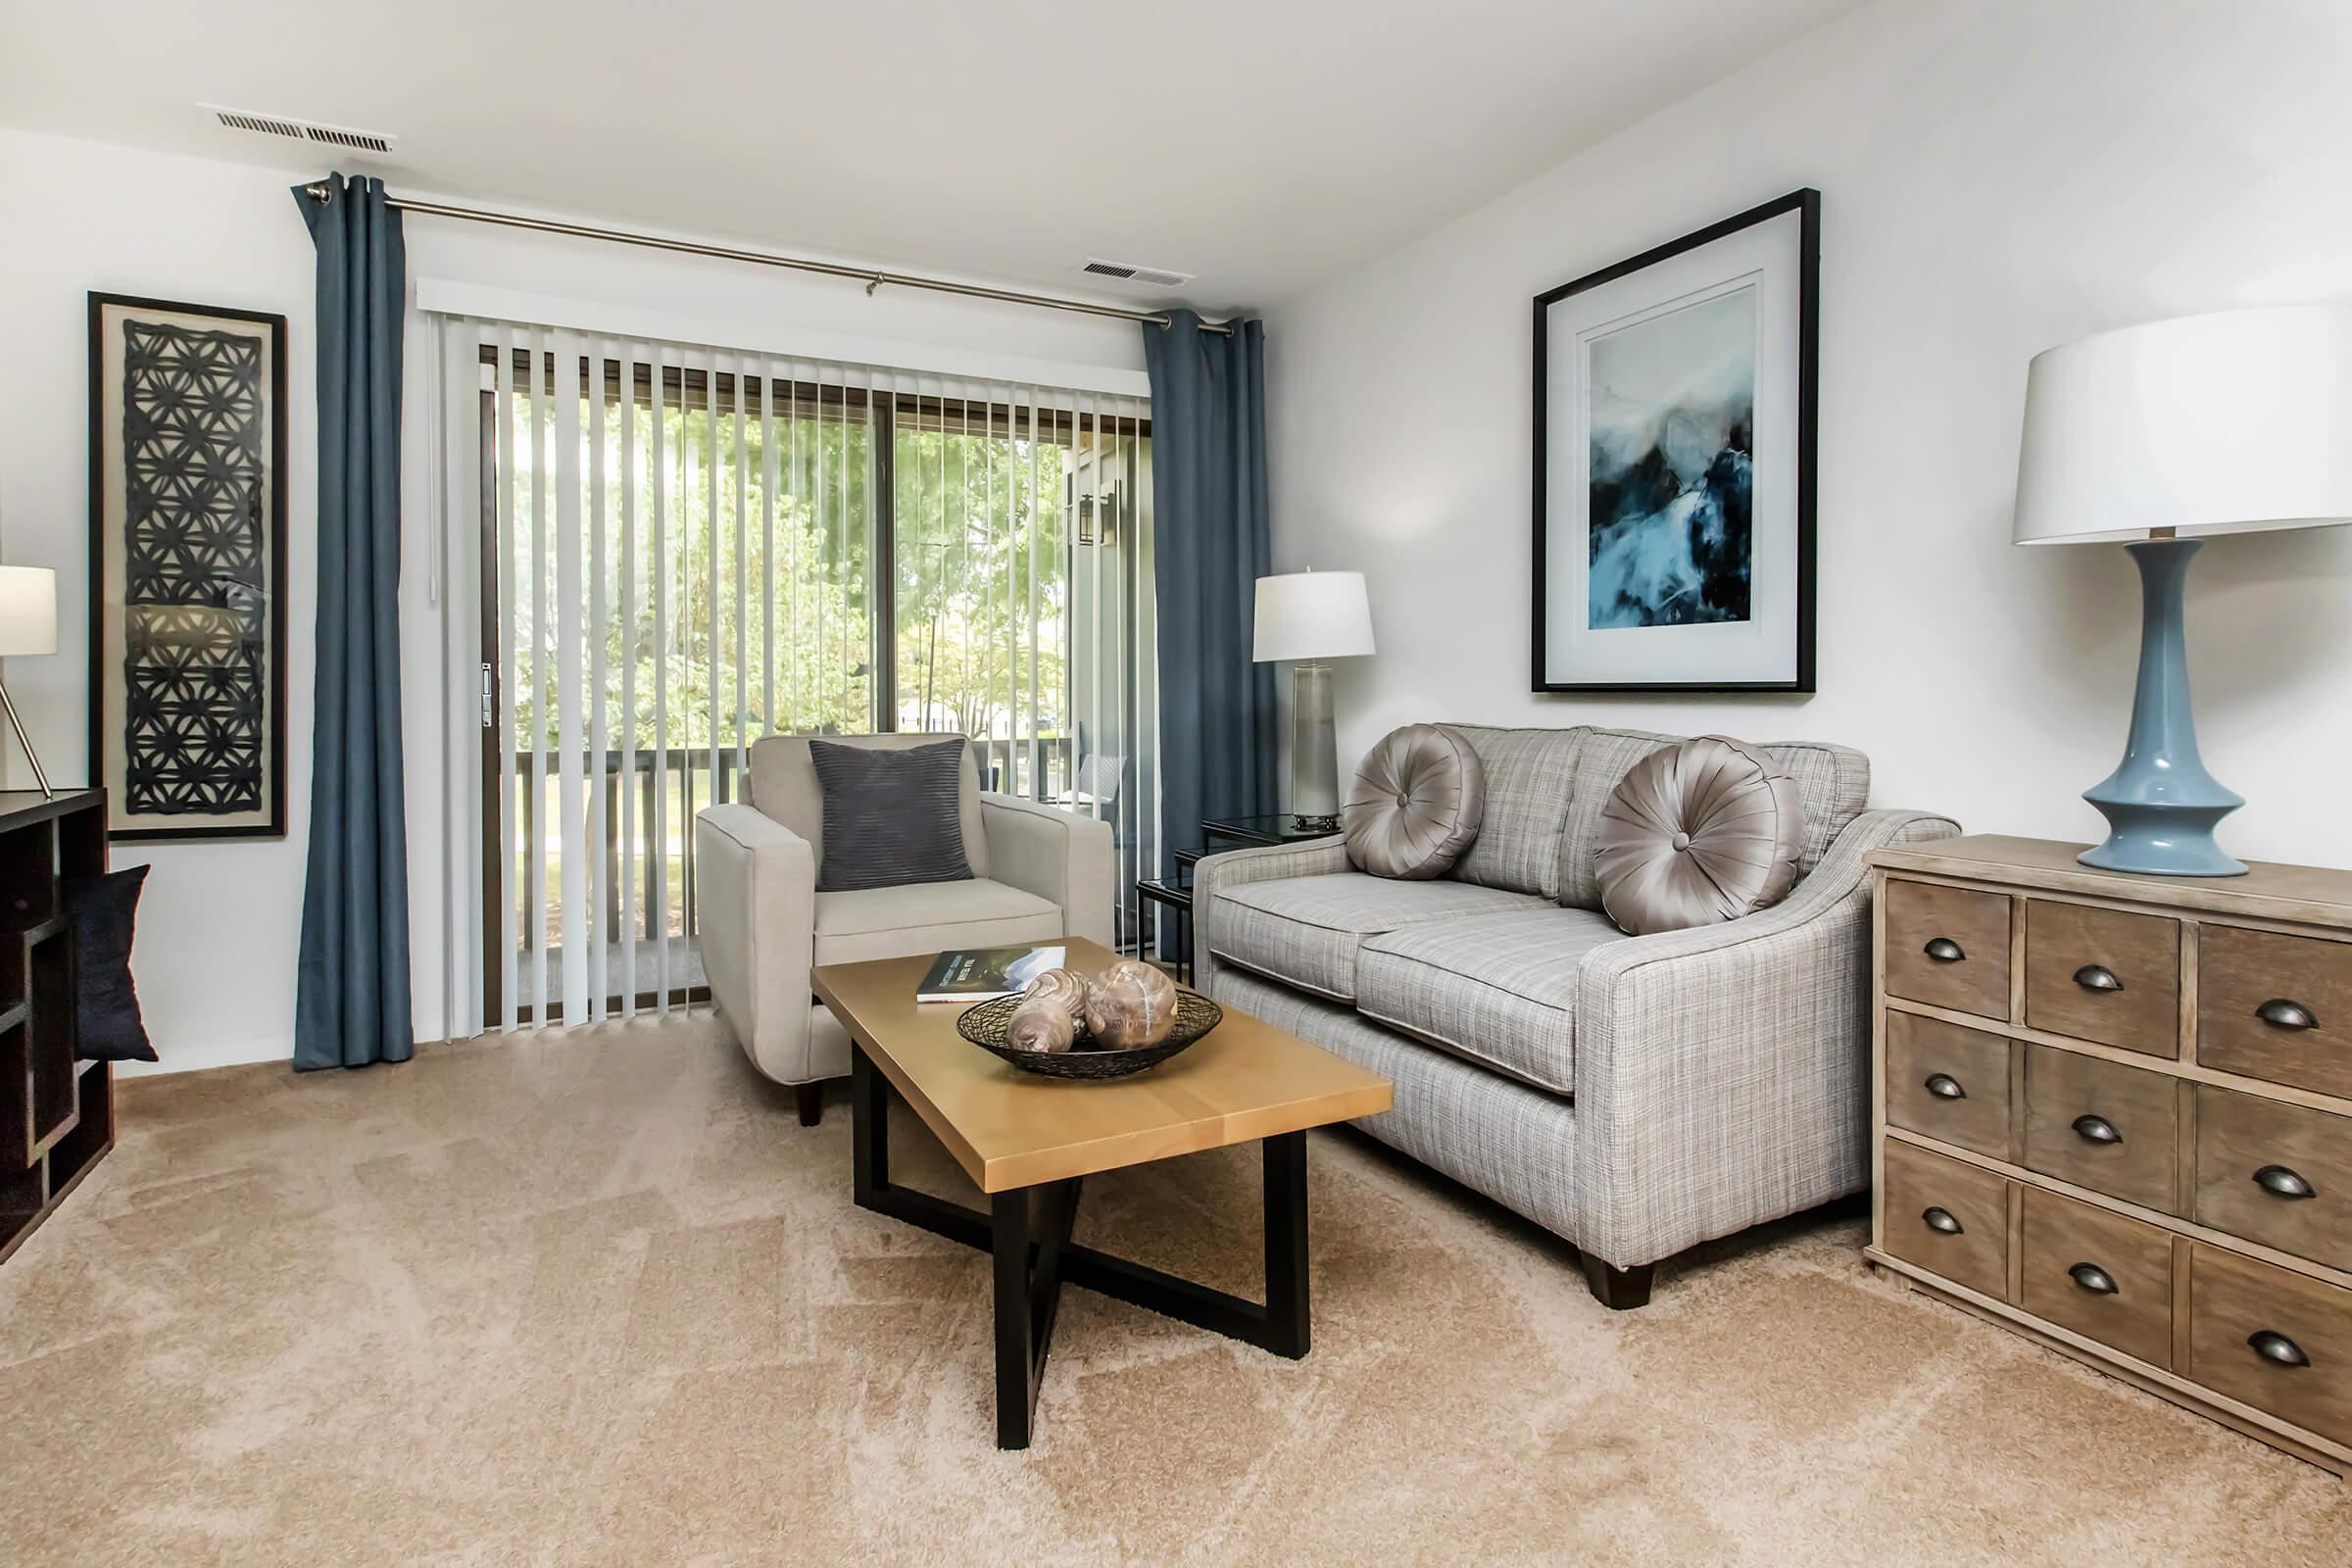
[1082,957,1179,1049]
[1020,967,1092,1020]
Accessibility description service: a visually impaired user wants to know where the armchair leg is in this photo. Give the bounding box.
[796,1082,824,1127]
[1580,1254,1655,1310]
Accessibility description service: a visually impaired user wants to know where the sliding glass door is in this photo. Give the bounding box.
[464,325,1154,1029]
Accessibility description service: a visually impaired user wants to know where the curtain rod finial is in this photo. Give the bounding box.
[303,180,331,201]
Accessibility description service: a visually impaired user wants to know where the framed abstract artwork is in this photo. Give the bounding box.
[1532,189,1819,693]
[87,293,288,841]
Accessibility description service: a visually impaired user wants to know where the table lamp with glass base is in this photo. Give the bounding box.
[0,565,58,798]
[1252,569,1374,832]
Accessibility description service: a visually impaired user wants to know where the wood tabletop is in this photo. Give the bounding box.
[1871,834,2352,928]
[810,937,1394,1193]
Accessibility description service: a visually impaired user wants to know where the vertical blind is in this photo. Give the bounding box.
[432,318,1158,1034]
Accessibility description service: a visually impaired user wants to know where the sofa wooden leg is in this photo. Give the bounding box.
[796,1082,824,1127]
[1580,1254,1655,1310]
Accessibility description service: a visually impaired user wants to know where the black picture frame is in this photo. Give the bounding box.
[1531,188,1819,694]
[86,292,290,842]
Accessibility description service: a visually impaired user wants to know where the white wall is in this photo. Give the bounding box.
[0,125,1145,1074]
[1265,0,2352,869]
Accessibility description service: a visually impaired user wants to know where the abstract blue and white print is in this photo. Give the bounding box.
[1586,286,1757,630]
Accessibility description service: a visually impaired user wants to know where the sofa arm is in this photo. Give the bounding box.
[981,795,1115,948]
[1192,835,1350,997]
[1568,808,1961,1270]
[695,805,817,1083]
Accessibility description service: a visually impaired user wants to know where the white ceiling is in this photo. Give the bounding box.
[0,0,1861,308]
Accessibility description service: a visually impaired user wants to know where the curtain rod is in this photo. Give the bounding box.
[301,180,1232,335]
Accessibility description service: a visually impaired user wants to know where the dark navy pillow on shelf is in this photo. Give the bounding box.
[62,863,155,1063]
[808,739,976,894]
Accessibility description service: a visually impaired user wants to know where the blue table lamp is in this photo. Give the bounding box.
[2014,305,2352,876]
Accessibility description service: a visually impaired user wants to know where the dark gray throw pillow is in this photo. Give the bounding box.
[809,739,977,893]
[63,863,156,1062]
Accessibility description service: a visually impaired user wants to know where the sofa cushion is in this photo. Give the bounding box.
[749,732,990,880]
[811,878,1060,966]
[1207,873,1545,1002]
[1355,906,1627,1097]
[1441,725,1587,899]
[1558,727,1868,909]
[1594,736,1804,936]
[1344,722,1486,880]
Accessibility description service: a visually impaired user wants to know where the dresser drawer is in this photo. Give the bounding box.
[1881,1139,2011,1300]
[2187,1244,2352,1449]
[2019,1185,2175,1369]
[1884,880,2011,1019]
[2198,925,2352,1101]
[2022,1044,2180,1212]
[2024,899,2180,1057]
[1885,1012,2013,1159]
[2194,1087,2352,1272]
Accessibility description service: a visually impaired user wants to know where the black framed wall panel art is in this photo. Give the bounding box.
[88,293,289,841]
[1533,189,1819,693]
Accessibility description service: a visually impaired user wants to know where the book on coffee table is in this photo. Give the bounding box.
[913,944,1066,1004]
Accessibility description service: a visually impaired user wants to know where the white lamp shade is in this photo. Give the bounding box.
[1252,569,1374,662]
[0,566,57,658]
[2014,304,2352,545]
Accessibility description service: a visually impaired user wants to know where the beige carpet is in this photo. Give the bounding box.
[5,1017,2348,1566]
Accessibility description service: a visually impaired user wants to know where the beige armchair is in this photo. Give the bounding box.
[695,733,1115,1124]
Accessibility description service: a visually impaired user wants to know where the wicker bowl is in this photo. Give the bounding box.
[956,990,1224,1080]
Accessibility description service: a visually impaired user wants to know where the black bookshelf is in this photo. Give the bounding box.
[0,789,113,1263]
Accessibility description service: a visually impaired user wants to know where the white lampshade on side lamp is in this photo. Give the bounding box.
[0,566,56,798]
[1252,569,1375,830]
[2014,305,2352,875]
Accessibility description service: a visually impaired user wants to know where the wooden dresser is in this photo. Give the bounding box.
[1867,834,2352,1474]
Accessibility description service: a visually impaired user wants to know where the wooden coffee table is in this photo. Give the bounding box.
[810,937,1393,1449]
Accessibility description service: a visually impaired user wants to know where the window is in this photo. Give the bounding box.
[457,321,1155,1027]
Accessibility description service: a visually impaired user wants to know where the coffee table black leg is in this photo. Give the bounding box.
[848,1054,1316,1447]
[1263,1130,1310,1358]
[992,1188,1036,1447]
[851,1043,888,1210]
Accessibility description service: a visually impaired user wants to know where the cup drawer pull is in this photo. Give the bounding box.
[2072,1114,2123,1146]
[2256,998,2318,1031]
[2072,963,2124,993]
[2068,1261,2118,1296]
[1924,1073,1966,1101]
[1921,1206,1964,1235]
[1924,937,1965,963]
[2254,1163,2318,1200]
[2249,1330,2312,1369]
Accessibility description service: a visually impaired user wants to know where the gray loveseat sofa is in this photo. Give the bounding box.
[1194,723,1957,1307]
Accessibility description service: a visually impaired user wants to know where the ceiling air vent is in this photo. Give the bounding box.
[1080,257,1195,289]
[204,105,397,156]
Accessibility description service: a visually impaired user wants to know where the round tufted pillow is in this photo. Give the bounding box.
[1595,736,1805,936]
[1343,723,1487,880]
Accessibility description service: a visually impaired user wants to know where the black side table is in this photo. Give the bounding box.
[1201,812,1344,851]
[1140,816,1343,984]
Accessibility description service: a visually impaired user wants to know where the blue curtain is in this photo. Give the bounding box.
[1145,310,1278,875]
[290,173,413,1069]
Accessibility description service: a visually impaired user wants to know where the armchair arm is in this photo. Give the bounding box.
[694,805,817,1083]
[1192,835,1350,998]
[980,794,1115,948]
[1568,808,1961,1269]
